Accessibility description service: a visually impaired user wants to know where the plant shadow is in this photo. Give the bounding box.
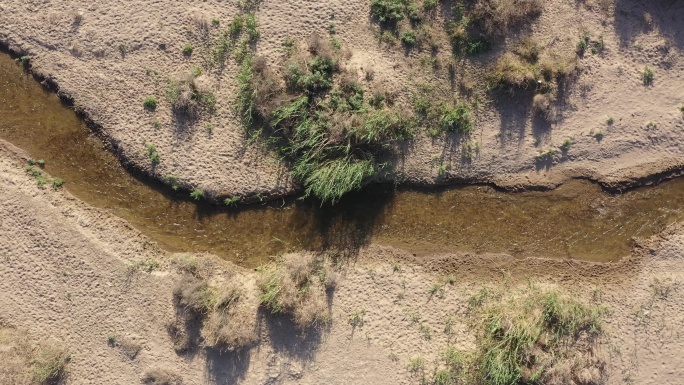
[614,0,684,49]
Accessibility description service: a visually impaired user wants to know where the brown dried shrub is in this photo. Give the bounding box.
[471,0,544,36]
[173,276,258,351]
[257,253,337,328]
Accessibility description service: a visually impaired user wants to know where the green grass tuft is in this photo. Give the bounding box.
[143,96,158,111]
[190,188,204,201]
[145,143,161,165]
[401,30,417,47]
[440,104,473,134]
[224,196,241,206]
[370,0,405,24]
[471,285,605,385]
[298,158,376,205]
[642,66,654,86]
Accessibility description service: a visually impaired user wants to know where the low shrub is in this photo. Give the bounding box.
[469,285,605,385]
[642,66,654,86]
[16,55,31,69]
[143,97,158,111]
[167,72,216,117]
[173,276,258,350]
[401,30,417,47]
[190,188,203,201]
[238,35,416,203]
[257,253,336,328]
[439,104,473,134]
[146,144,161,166]
[245,14,259,43]
[424,0,438,12]
[229,14,244,37]
[370,0,406,24]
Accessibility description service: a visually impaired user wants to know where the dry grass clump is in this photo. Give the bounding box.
[0,327,70,385]
[171,254,214,280]
[463,284,606,385]
[166,72,216,117]
[166,321,191,354]
[257,253,337,328]
[488,52,541,90]
[579,0,615,13]
[471,0,544,36]
[142,368,183,385]
[247,55,283,122]
[532,93,556,121]
[488,38,577,92]
[173,276,258,351]
[191,12,210,34]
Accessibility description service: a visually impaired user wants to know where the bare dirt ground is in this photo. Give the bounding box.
[1,0,683,200]
[2,141,684,384]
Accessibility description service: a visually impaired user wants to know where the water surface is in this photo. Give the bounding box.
[2,53,682,266]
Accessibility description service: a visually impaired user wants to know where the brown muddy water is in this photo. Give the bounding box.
[1,53,683,266]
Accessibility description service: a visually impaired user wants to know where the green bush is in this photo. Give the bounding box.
[182,44,193,56]
[146,144,161,165]
[237,34,418,203]
[424,0,438,11]
[143,96,158,111]
[400,30,417,47]
[642,66,654,86]
[440,104,472,134]
[370,0,405,24]
[190,188,204,200]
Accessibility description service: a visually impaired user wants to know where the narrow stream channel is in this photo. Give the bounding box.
[2,53,683,266]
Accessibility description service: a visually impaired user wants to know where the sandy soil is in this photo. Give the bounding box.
[1,0,683,201]
[2,141,684,385]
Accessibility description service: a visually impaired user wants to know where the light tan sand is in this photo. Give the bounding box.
[1,0,683,200]
[2,142,684,384]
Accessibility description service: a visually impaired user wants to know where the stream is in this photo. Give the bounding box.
[2,53,683,266]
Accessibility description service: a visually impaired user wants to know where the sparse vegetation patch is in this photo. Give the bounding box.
[487,40,576,94]
[420,285,606,385]
[237,31,416,203]
[25,161,64,190]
